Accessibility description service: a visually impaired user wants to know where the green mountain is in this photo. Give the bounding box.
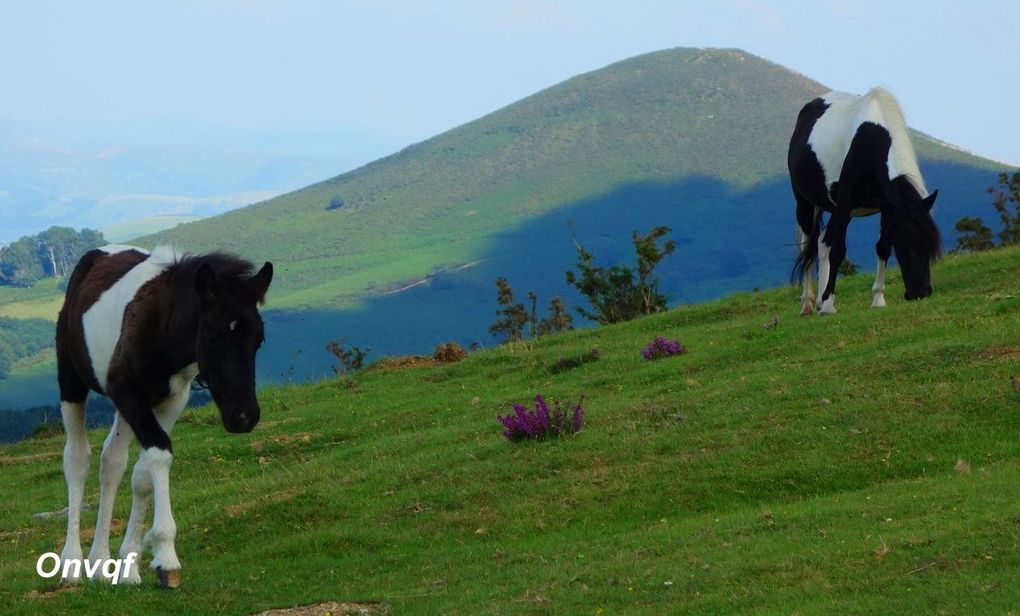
[148,47,999,308]
[3,246,1018,613]
[141,48,1005,380]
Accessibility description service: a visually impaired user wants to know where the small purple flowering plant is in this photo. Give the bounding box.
[498,394,584,441]
[641,336,687,361]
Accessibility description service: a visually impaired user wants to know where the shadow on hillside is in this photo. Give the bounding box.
[257,160,998,384]
[0,161,1000,419]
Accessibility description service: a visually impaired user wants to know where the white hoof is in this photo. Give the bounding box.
[120,567,142,585]
[59,546,84,583]
[817,297,837,315]
[871,295,887,308]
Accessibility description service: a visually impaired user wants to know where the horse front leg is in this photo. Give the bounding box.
[59,400,90,582]
[112,390,181,587]
[142,447,180,587]
[121,384,190,586]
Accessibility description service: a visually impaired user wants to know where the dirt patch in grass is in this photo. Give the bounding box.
[226,489,299,518]
[82,518,124,541]
[252,601,389,615]
[0,451,61,465]
[250,433,315,452]
[24,584,81,599]
[367,355,438,371]
[259,417,305,429]
[977,346,1020,360]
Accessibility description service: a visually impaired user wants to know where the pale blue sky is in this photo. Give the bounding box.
[2,0,1018,164]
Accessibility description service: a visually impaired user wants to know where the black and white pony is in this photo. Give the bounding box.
[55,245,272,587]
[789,87,941,315]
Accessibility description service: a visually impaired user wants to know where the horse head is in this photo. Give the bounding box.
[891,188,940,301]
[194,260,273,433]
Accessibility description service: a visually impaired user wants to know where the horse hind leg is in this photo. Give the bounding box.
[797,225,815,316]
[817,215,850,315]
[58,399,89,582]
[816,233,836,314]
[87,413,134,581]
[872,232,892,308]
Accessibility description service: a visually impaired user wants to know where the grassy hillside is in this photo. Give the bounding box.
[147,48,1001,309]
[99,215,204,244]
[1,245,1017,614]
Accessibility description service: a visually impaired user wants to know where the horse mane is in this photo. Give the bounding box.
[865,87,928,198]
[166,248,263,303]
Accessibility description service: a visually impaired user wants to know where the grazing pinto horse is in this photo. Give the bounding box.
[56,245,272,587]
[789,87,941,315]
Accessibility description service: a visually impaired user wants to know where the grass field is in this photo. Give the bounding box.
[0,246,1017,614]
[0,278,61,314]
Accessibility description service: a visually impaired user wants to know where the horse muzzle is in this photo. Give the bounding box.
[223,406,260,433]
[904,285,933,301]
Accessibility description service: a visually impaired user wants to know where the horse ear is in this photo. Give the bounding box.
[195,263,216,303]
[251,262,273,303]
[922,189,939,211]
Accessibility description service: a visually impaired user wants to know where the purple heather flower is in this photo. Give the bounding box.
[642,336,686,361]
[498,394,585,441]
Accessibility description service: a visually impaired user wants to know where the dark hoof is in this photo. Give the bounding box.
[155,567,180,589]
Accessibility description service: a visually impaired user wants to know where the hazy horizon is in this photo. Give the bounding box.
[2,1,1017,242]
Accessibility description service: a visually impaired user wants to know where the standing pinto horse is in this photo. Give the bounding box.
[789,87,941,315]
[55,245,272,587]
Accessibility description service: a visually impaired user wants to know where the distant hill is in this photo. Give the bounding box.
[99,214,204,243]
[0,48,1008,406]
[148,48,1000,307]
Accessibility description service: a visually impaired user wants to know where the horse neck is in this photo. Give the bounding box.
[161,267,203,366]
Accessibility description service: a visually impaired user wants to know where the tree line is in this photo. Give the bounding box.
[0,226,106,286]
[489,225,676,343]
[953,170,1020,253]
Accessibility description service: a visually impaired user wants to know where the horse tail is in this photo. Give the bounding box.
[792,208,822,283]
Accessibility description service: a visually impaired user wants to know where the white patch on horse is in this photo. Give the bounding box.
[169,363,199,395]
[229,320,238,332]
[82,245,178,390]
[808,87,928,199]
